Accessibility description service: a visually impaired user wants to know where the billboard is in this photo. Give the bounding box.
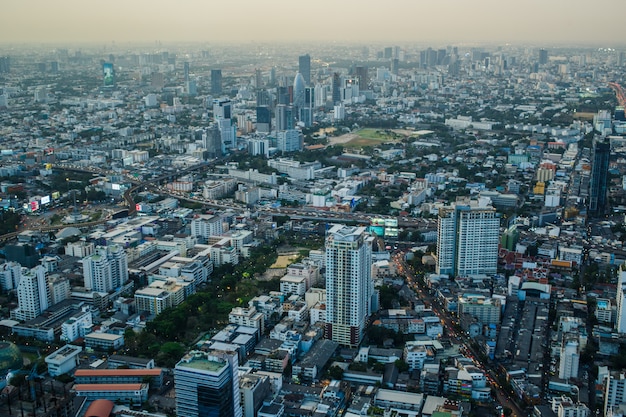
[111,183,121,190]
[103,62,115,87]
[30,201,39,211]
[51,191,60,200]
[40,195,51,205]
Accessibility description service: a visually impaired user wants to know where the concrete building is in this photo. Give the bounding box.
[12,265,50,321]
[82,245,128,293]
[325,225,374,348]
[436,200,500,277]
[45,344,82,377]
[175,349,242,417]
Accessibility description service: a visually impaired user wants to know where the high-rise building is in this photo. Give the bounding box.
[558,338,580,380]
[604,372,626,417]
[0,56,11,73]
[0,262,21,291]
[277,130,303,152]
[183,62,190,82]
[82,245,128,293]
[436,200,500,277]
[12,265,50,321]
[213,98,236,152]
[355,66,368,90]
[325,225,374,348]
[254,69,263,89]
[617,264,626,333]
[292,73,306,119]
[103,62,115,87]
[276,104,295,131]
[588,138,610,217]
[331,73,341,104]
[539,48,549,65]
[299,87,314,127]
[175,349,242,417]
[256,106,271,133]
[211,69,223,95]
[298,54,311,86]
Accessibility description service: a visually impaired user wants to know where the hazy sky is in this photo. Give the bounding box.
[2,0,625,46]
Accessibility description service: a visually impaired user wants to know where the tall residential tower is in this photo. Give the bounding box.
[325,225,374,348]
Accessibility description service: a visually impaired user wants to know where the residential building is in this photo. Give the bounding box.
[82,245,128,293]
[12,265,50,321]
[436,200,500,277]
[325,225,374,348]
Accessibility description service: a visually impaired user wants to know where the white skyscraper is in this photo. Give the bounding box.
[436,199,500,277]
[325,225,374,348]
[82,245,128,293]
[12,265,50,321]
[616,264,626,333]
[558,338,580,380]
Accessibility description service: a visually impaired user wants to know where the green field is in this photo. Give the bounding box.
[343,128,402,148]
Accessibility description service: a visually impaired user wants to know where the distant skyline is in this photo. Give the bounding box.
[2,0,626,47]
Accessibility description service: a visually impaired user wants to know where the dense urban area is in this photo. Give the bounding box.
[0,42,625,417]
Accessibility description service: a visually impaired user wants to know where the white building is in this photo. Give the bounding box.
[229,306,264,336]
[280,275,307,297]
[191,214,223,240]
[82,245,128,293]
[61,308,93,342]
[436,200,500,277]
[12,265,50,321]
[0,262,21,291]
[325,225,374,348]
[559,338,580,380]
[45,345,82,377]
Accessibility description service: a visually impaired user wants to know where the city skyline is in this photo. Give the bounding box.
[2,0,626,46]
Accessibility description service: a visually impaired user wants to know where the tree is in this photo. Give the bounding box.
[327,365,344,380]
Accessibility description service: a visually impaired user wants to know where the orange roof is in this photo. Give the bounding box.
[75,368,162,377]
[73,383,143,392]
[84,399,114,417]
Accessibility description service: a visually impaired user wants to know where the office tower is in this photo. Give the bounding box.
[269,67,276,86]
[558,338,580,380]
[355,66,368,90]
[103,62,115,87]
[151,72,165,90]
[605,372,626,417]
[183,62,190,82]
[276,104,294,131]
[299,87,314,127]
[390,59,399,75]
[256,90,271,107]
[211,69,223,95]
[202,124,223,158]
[332,72,341,104]
[175,349,242,417]
[12,266,50,321]
[292,73,306,117]
[213,98,236,152]
[539,48,549,65]
[384,47,393,59]
[256,106,271,133]
[314,83,326,108]
[620,51,626,66]
[588,138,610,217]
[254,69,263,89]
[436,200,500,277]
[325,225,374,348]
[277,86,290,105]
[298,54,311,85]
[50,61,59,73]
[240,372,271,417]
[213,98,232,120]
[82,245,128,293]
